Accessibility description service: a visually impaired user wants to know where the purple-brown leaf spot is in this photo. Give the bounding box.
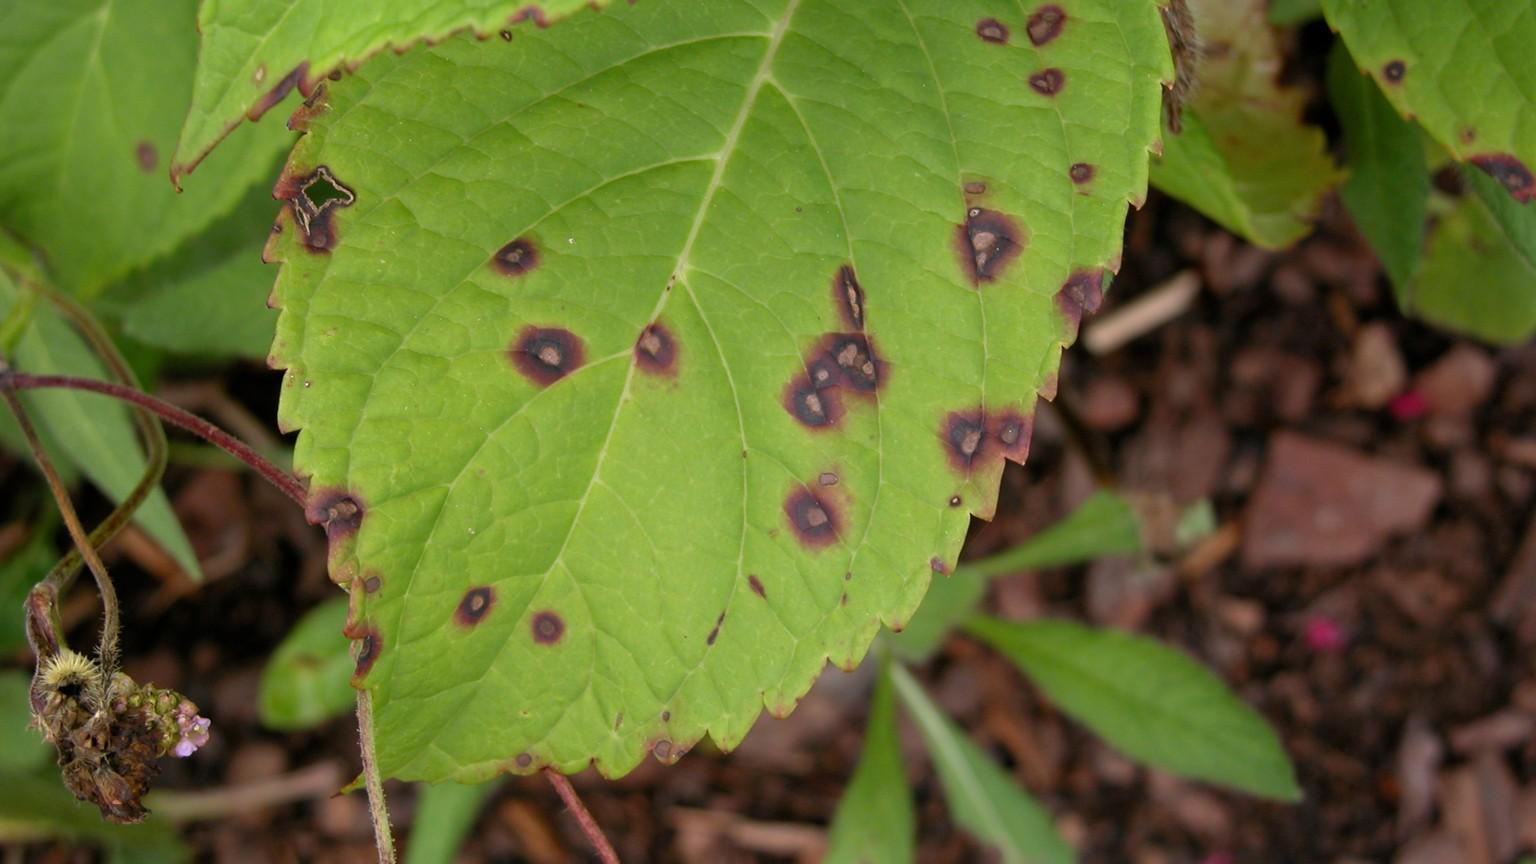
[1029,68,1066,96]
[247,62,312,122]
[511,4,549,27]
[135,141,157,173]
[963,181,987,196]
[499,29,514,41]
[514,753,534,769]
[827,333,882,392]
[834,264,866,329]
[976,18,1009,44]
[705,612,725,646]
[1460,127,1478,144]
[531,610,565,644]
[1026,4,1066,46]
[362,574,382,594]
[839,592,848,607]
[949,495,963,507]
[748,574,767,598]
[455,586,495,627]
[956,208,1024,285]
[661,710,671,722]
[491,237,539,277]
[510,327,584,387]
[635,322,678,375]
[1057,269,1105,334]
[652,739,678,763]
[305,490,364,542]
[783,376,844,429]
[1069,162,1095,185]
[785,487,840,549]
[942,410,988,473]
[352,628,381,679]
[930,557,949,575]
[277,165,355,251]
[1382,60,1406,83]
[991,410,1033,463]
[1470,153,1535,202]
[818,471,839,486]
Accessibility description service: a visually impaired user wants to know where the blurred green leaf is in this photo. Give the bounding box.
[0,670,50,774]
[99,165,283,360]
[1267,0,1322,25]
[0,774,187,862]
[259,598,355,730]
[0,513,57,654]
[1402,176,1536,345]
[1328,44,1429,290]
[890,664,1071,864]
[404,780,499,864]
[0,0,293,298]
[1152,0,1342,247]
[0,273,200,578]
[825,660,913,864]
[968,617,1300,801]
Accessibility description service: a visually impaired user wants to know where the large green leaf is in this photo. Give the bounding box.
[1328,43,1429,289]
[0,0,292,297]
[1323,0,1536,204]
[1403,174,1536,344]
[271,0,1172,782]
[825,660,913,864]
[0,275,199,578]
[890,664,1070,864]
[968,616,1300,801]
[172,0,613,178]
[1150,0,1342,248]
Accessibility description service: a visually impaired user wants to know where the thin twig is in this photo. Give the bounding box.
[1,371,306,506]
[545,769,621,864]
[356,692,397,864]
[147,761,346,823]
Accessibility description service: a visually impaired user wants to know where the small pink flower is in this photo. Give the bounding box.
[1304,615,1347,653]
[172,702,211,758]
[1389,389,1427,421]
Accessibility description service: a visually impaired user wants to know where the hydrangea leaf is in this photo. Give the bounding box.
[270,0,1172,782]
[0,0,293,297]
[1322,0,1536,204]
[172,0,617,180]
[1150,0,1342,248]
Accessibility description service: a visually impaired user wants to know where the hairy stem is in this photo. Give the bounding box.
[357,692,397,864]
[1,371,306,506]
[545,769,621,864]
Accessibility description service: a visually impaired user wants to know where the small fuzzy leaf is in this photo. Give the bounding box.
[968,616,1300,801]
[825,662,914,864]
[1151,0,1342,247]
[259,598,356,730]
[271,0,1174,781]
[0,274,200,579]
[1328,43,1429,289]
[1323,0,1536,204]
[890,664,1072,864]
[0,0,292,297]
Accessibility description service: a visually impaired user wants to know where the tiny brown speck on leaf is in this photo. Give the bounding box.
[531,611,565,645]
[1070,162,1095,184]
[1383,60,1406,83]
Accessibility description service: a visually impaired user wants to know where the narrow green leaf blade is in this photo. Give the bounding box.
[1151,0,1342,248]
[270,0,1173,782]
[173,0,614,178]
[1328,43,1429,289]
[0,516,57,654]
[404,780,499,864]
[890,664,1071,864]
[259,598,356,730]
[968,616,1300,801]
[1322,0,1536,204]
[0,670,52,774]
[0,774,188,861]
[0,0,292,297]
[825,662,914,864]
[0,275,199,578]
[1268,0,1322,26]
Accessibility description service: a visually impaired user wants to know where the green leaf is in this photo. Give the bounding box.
[0,514,58,654]
[259,598,356,730]
[1402,176,1536,345]
[1267,0,1321,26]
[100,163,284,360]
[0,0,293,297]
[404,780,499,864]
[968,616,1300,801]
[1151,0,1342,248]
[889,664,1071,864]
[271,0,1173,782]
[0,671,52,774]
[1328,44,1429,289]
[173,0,616,178]
[825,661,913,864]
[0,274,200,578]
[0,774,188,862]
[1322,0,1536,204]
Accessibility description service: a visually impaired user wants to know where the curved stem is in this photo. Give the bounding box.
[544,769,620,864]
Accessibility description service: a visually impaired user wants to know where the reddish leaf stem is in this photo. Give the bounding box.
[0,371,307,506]
[544,769,620,864]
